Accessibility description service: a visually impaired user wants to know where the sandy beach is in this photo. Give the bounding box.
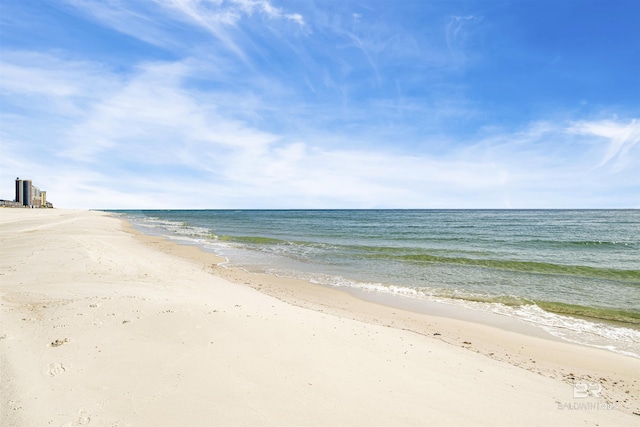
[1,209,638,426]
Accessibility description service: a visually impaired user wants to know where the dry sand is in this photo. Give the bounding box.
[1,208,638,426]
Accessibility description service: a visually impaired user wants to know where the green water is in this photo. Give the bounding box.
[113,209,640,357]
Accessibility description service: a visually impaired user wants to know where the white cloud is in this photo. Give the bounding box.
[62,0,305,62]
[60,61,278,167]
[0,51,120,107]
[158,0,306,60]
[567,119,640,171]
[1,48,638,209]
[64,0,185,50]
[285,13,305,26]
[445,15,481,64]
[229,0,305,24]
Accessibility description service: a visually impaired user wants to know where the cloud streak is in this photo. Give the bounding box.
[445,15,481,65]
[2,50,637,209]
[1,1,638,208]
[568,119,640,171]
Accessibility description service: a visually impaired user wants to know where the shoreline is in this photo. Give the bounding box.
[127,219,562,340]
[1,209,638,425]
[122,213,640,415]
[123,212,640,353]
[120,209,640,351]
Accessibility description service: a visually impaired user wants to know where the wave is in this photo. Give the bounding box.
[218,235,284,245]
[421,290,639,326]
[376,253,640,281]
[305,276,640,356]
[527,239,638,248]
[431,289,536,307]
[216,235,496,257]
[126,215,213,238]
[186,232,640,282]
[534,301,640,325]
[316,277,640,356]
[304,273,640,328]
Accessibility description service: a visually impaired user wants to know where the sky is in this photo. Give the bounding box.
[1,0,639,209]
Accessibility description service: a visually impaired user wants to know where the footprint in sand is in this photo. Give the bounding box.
[50,338,69,347]
[77,410,91,425]
[60,410,91,426]
[48,362,66,376]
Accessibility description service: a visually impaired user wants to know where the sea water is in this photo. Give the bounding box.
[110,209,640,357]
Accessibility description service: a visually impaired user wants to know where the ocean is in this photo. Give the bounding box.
[111,209,640,358]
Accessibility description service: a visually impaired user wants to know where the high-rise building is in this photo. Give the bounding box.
[15,178,23,204]
[15,178,33,206]
[23,180,32,207]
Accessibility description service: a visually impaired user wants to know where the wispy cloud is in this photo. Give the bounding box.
[2,45,638,208]
[1,1,638,208]
[62,0,185,50]
[60,61,278,167]
[567,119,640,171]
[63,0,305,61]
[445,15,481,65]
[232,0,306,24]
[159,0,307,59]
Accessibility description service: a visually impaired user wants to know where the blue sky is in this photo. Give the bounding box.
[1,0,638,209]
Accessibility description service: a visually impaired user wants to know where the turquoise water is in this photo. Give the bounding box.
[111,209,640,357]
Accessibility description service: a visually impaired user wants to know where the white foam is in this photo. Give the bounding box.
[307,275,640,358]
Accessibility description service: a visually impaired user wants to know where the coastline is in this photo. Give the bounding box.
[119,208,640,358]
[124,215,640,411]
[1,208,638,426]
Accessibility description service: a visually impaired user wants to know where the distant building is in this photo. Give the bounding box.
[0,200,23,207]
[12,177,52,208]
[15,178,33,206]
[15,178,23,205]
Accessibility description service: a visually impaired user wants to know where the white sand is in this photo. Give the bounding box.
[1,209,637,426]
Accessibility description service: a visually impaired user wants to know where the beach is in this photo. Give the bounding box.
[1,209,638,426]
